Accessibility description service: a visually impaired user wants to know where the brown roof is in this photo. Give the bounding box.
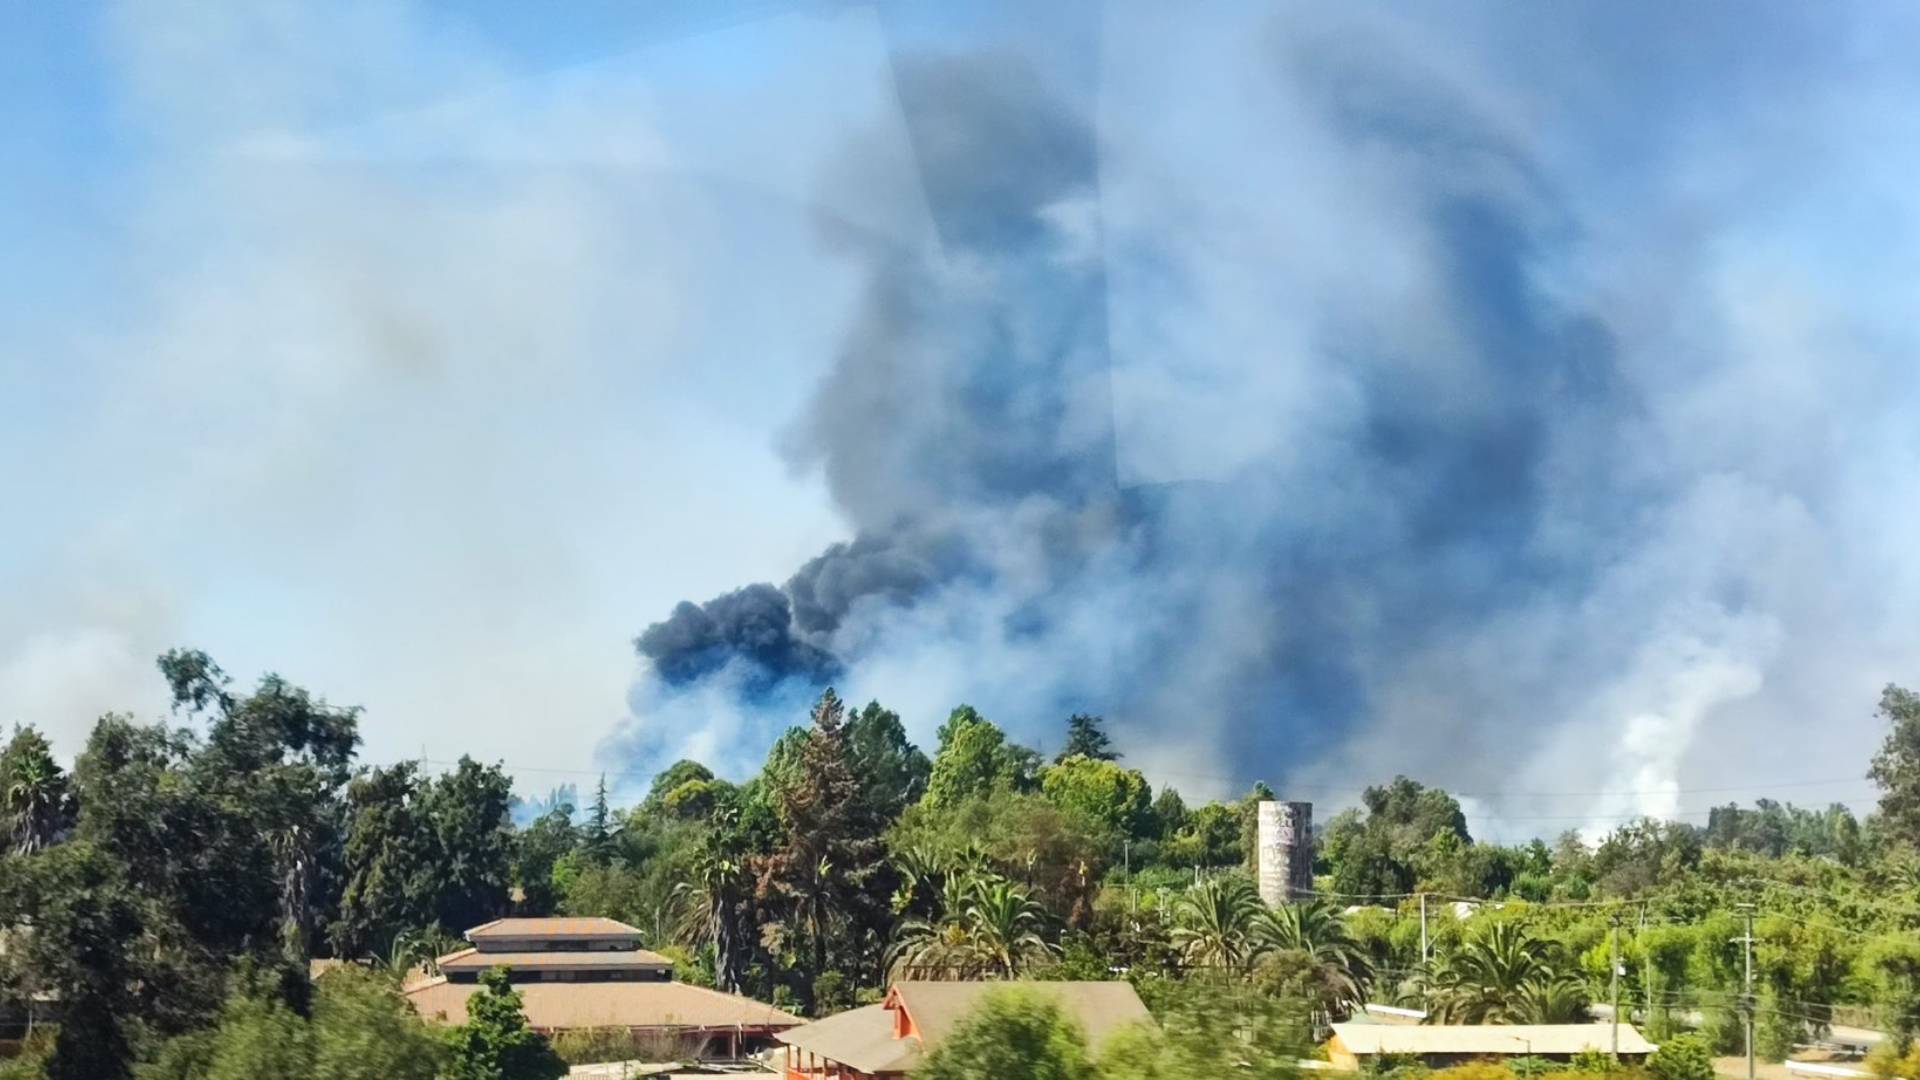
[405,978,801,1031]
[1330,1023,1657,1057]
[777,1003,916,1074]
[465,917,644,940]
[777,981,1153,1075]
[439,949,672,972]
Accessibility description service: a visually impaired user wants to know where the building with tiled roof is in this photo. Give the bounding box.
[405,917,800,1059]
[776,981,1152,1080]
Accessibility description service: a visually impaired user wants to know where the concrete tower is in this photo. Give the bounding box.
[1256,800,1313,906]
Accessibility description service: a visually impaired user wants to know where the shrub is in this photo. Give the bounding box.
[1648,1034,1714,1080]
[549,1027,685,1066]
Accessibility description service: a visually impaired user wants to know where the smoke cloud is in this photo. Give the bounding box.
[613,5,1920,832]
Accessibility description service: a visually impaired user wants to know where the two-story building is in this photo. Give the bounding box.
[404,917,800,1059]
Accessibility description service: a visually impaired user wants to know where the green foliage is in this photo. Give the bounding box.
[549,1026,685,1066]
[915,987,1094,1080]
[891,790,1110,923]
[443,968,567,1080]
[923,706,1040,809]
[0,725,73,855]
[1098,979,1308,1079]
[846,701,932,819]
[334,757,515,957]
[138,966,441,1080]
[1160,801,1242,869]
[888,868,1057,979]
[512,804,576,916]
[1321,777,1471,896]
[1059,714,1117,763]
[1424,921,1588,1024]
[1042,755,1153,840]
[752,688,892,1008]
[1647,1033,1713,1080]
[1871,684,1920,848]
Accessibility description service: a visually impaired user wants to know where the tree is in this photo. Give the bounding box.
[845,701,931,819]
[753,689,891,1006]
[424,758,517,932]
[1424,922,1587,1024]
[923,706,1039,809]
[335,757,515,956]
[1097,980,1307,1080]
[0,725,72,855]
[1171,876,1266,970]
[311,965,445,1079]
[443,968,567,1080]
[1059,714,1117,762]
[513,805,577,916]
[1648,1033,1714,1080]
[335,762,439,956]
[1041,756,1153,840]
[1257,899,1374,1018]
[0,841,161,1080]
[1871,685,1920,848]
[916,987,1094,1080]
[579,775,615,865]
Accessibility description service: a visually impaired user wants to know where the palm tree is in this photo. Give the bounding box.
[889,874,985,979]
[1172,876,1267,971]
[887,872,1056,980]
[680,845,752,993]
[964,879,1056,978]
[2,728,70,856]
[1425,922,1589,1023]
[1259,899,1375,1014]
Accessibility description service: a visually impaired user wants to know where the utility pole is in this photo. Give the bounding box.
[1420,893,1430,965]
[1610,915,1622,1060]
[1639,903,1652,1035]
[1737,902,1757,1080]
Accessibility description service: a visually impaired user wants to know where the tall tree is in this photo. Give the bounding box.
[581,775,614,865]
[924,706,1039,809]
[845,701,931,819]
[513,804,577,916]
[1041,755,1153,839]
[1871,685,1920,847]
[421,757,516,934]
[1058,713,1117,762]
[335,762,439,956]
[754,688,890,1007]
[0,725,72,855]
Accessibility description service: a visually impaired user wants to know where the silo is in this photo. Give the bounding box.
[1256,800,1313,906]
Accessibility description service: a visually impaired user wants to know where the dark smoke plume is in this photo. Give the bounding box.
[619,7,1920,822]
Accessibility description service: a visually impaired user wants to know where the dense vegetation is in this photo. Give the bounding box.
[2,650,1920,1078]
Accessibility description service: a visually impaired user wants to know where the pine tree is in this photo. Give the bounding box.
[1057,713,1117,763]
[753,688,889,1009]
[581,775,613,865]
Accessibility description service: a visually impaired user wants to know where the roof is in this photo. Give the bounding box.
[890,982,1152,1052]
[778,1003,917,1074]
[439,948,673,972]
[405,978,802,1031]
[777,982,1153,1075]
[466,917,644,941]
[1330,1023,1657,1057]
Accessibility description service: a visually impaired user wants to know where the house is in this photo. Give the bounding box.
[404,917,800,1059]
[1325,1022,1656,1070]
[776,981,1153,1080]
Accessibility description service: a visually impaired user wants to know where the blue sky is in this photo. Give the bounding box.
[6,3,1920,835]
